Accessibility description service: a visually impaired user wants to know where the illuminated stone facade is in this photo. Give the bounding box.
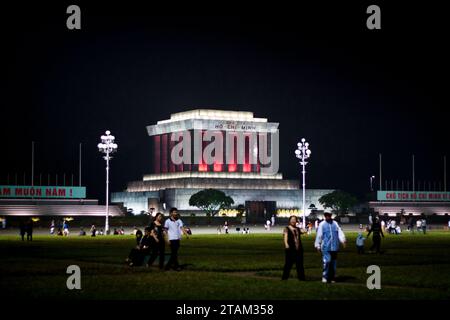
[112,109,333,220]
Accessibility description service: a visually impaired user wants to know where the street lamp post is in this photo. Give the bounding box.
[295,138,311,228]
[98,130,118,235]
[370,175,375,191]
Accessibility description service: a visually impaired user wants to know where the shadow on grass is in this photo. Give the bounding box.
[334,275,358,283]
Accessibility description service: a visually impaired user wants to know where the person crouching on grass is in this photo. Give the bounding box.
[314,212,346,283]
[282,215,305,280]
[126,227,152,267]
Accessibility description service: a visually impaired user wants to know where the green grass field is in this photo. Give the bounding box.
[1,231,449,300]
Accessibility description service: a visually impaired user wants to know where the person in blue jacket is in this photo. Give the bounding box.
[314,212,346,283]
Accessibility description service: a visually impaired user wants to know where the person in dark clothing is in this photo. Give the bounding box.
[407,216,415,233]
[127,227,152,267]
[26,220,33,241]
[282,215,305,280]
[367,216,384,253]
[134,228,143,245]
[19,221,26,241]
[147,212,166,269]
[90,225,96,237]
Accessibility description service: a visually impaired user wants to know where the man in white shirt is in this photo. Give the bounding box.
[164,207,186,271]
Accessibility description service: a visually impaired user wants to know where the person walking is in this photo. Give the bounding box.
[367,216,384,254]
[282,215,305,280]
[164,208,187,271]
[147,212,166,269]
[314,212,346,283]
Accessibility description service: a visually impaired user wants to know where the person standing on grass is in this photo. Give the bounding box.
[147,212,166,269]
[19,220,26,241]
[314,212,346,283]
[265,219,271,231]
[421,217,427,234]
[407,216,414,233]
[307,222,313,235]
[367,216,384,254]
[416,219,422,233]
[164,208,187,271]
[50,219,55,234]
[26,219,33,241]
[63,220,69,236]
[356,232,366,254]
[282,215,305,281]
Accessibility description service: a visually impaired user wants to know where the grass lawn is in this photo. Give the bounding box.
[1,231,449,300]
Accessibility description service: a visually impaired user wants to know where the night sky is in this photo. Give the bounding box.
[3,2,449,202]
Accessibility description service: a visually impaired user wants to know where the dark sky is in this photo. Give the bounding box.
[2,1,449,202]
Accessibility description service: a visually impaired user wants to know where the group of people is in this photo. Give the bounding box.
[218,223,251,234]
[126,207,189,271]
[264,215,276,231]
[386,219,402,234]
[282,212,347,283]
[282,212,408,283]
[19,219,33,241]
[113,227,126,235]
[49,219,70,236]
[364,216,430,235]
[17,209,444,284]
[411,218,428,234]
[380,217,428,234]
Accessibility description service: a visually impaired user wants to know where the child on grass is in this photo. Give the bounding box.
[356,232,365,254]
